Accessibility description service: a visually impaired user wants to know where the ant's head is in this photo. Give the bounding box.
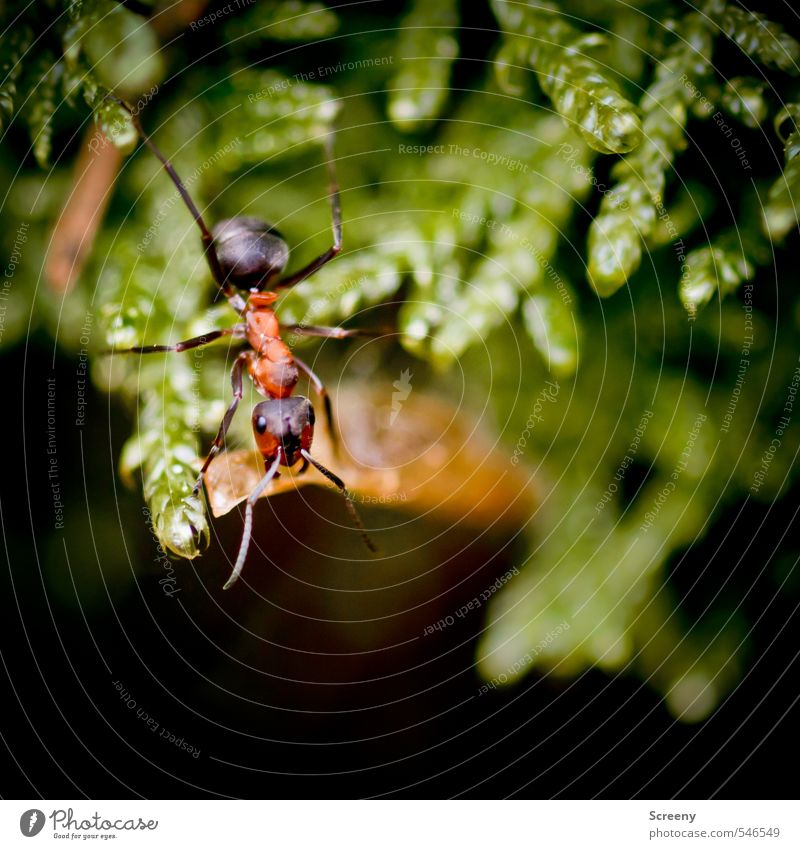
[212,217,289,290]
[252,396,315,466]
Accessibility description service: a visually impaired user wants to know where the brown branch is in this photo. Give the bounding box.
[45,126,122,292]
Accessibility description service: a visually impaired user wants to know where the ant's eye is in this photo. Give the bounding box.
[255,416,267,435]
[308,407,315,426]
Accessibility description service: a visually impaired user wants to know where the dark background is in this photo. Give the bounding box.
[2,338,798,798]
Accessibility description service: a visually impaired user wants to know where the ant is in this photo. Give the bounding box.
[107,96,378,589]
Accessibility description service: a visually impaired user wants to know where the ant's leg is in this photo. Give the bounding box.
[293,355,338,453]
[224,453,282,590]
[194,351,251,494]
[107,95,246,313]
[274,133,342,290]
[107,326,244,355]
[283,324,390,341]
[300,449,377,554]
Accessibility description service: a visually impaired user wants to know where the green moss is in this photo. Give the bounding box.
[4,0,800,721]
[491,0,642,154]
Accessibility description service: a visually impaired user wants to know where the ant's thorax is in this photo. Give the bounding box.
[243,292,299,399]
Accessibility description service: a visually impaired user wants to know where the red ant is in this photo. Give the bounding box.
[107,97,377,589]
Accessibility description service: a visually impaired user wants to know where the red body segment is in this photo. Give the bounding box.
[244,292,300,400]
[253,428,280,459]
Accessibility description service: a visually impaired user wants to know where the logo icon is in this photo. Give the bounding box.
[390,369,413,424]
[19,809,46,837]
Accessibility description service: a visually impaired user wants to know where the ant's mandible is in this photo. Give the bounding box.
[107,96,378,589]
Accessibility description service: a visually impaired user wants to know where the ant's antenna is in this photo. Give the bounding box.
[224,454,282,590]
[104,93,245,312]
[300,449,378,555]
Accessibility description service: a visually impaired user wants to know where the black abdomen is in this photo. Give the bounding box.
[211,217,290,289]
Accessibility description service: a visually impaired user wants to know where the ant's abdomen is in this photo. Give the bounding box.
[212,217,290,289]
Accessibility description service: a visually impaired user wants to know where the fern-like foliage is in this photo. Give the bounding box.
[4,0,800,721]
[491,0,642,154]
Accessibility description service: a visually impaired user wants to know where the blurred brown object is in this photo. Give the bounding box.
[45,127,122,292]
[204,383,537,530]
[151,0,210,36]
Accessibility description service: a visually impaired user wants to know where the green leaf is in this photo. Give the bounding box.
[522,280,579,377]
[387,0,459,131]
[720,76,768,128]
[491,0,642,155]
[207,70,341,167]
[224,0,338,43]
[24,56,62,168]
[0,26,34,129]
[763,105,800,241]
[73,0,165,97]
[720,5,800,74]
[131,382,210,559]
[587,10,715,294]
[679,238,755,316]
